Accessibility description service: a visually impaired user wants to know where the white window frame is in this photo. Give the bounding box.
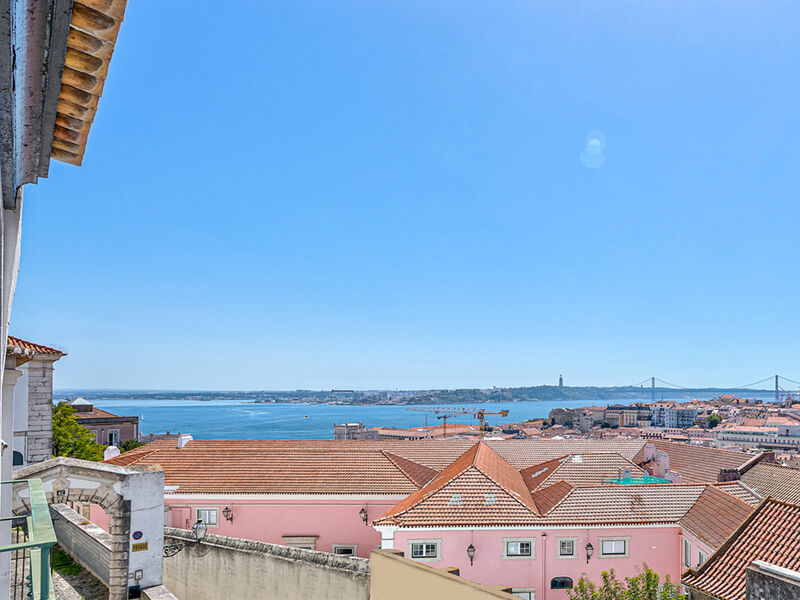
[408,539,441,562]
[503,537,535,560]
[283,535,318,550]
[598,536,629,558]
[196,507,218,526]
[510,589,536,600]
[556,537,578,559]
[683,539,691,567]
[697,549,707,566]
[107,429,120,446]
[331,544,357,556]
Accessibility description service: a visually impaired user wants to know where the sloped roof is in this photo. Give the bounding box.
[682,499,800,600]
[740,463,800,504]
[636,440,752,483]
[51,0,131,165]
[540,485,707,525]
[382,451,437,487]
[712,481,763,506]
[680,486,755,550]
[375,442,539,526]
[531,480,573,514]
[534,453,645,489]
[6,336,65,356]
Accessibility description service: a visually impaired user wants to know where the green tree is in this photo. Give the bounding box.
[568,566,683,600]
[120,439,146,453]
[707,413,722,428]
[52,403,105,461]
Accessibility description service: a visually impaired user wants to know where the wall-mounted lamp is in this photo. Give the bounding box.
[585,542,594,564]
[359,507,368,525]
[467,543,476,566]
[164,520,207,557]
[222,506,234,523]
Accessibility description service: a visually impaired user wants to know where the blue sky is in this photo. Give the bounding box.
[14,1,800,390]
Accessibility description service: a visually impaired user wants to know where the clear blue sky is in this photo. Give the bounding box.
[13,0,800,390]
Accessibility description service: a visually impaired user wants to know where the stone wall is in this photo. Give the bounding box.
[25,357,56,464]
[746,561,800,600]
[163,528,369,600]
[50,503,111,585]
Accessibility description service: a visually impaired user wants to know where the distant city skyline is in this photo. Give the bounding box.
[13,0,800,390]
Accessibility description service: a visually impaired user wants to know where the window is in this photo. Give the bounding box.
[12,451,23,467]
[503,538,535,559]
[557,537,577,559]
[283,536,318,550]
[551,577,573,590]
[698,550,707,566]
[684,539,691,567]
[598,537,629,558]
[108,429,120,446]
[408,539,440,561]
[511,589,535,599]
[332,545,357,556]
[196,508,218,526]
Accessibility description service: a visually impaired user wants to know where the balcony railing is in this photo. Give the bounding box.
[0,478,57,600]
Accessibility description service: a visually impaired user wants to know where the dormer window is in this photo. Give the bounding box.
[448,493,462,505]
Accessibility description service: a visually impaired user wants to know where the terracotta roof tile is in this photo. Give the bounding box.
[6,336,65,356]
[537,453,645,489]
[531,480,574,514]
[712,481,763,506]
[683,499,800,600]
[740,463,800,504]
[375,442,540,525]
[541,485,707,525]
[680,486,755,550]
[382,451,438,487]
[636,440,752,483]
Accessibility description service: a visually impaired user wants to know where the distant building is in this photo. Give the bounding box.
[558,374,563,387]
[605,404,650,428]
[139,431,184,444]
[68,398,139,446]
[333,422,379,440]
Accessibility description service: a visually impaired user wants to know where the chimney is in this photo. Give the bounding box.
[644,443,656,463]
[104,446,120,460]
[622,468,631,481]
[652,451,670,478]
[177,434,193,449]
[665,471,683,484]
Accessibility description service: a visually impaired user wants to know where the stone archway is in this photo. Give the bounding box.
[12,457,164,600]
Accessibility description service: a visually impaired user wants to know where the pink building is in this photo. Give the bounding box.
[69,398,138,446]
[105,438,762,594]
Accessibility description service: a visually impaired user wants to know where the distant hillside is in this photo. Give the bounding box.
[55,386,773,405]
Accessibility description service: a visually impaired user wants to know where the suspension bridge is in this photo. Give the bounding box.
[628,375,800,406]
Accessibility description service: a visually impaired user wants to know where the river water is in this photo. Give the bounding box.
[51,392,773,440]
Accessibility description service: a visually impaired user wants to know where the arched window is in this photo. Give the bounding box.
[12,451,23,466]
[551,577,573,590]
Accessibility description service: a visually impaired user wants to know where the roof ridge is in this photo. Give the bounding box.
[471,442,539,515]
[381,450,438,488]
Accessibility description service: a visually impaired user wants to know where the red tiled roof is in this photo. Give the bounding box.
[382,451,437,487]
[375,442,539,526]
[712,481,763,506]
[740,463,800,505]
[636,440,752,483]
[531,480,573,514]
[541,485,707,525]
[679,486,755,550]
[682,499,800,600]
[6,336,65,356]
[520,457,566,492]
[74,407,131,420]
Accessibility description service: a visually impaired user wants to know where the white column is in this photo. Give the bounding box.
[374,525,398,550]
[0,365,23,599]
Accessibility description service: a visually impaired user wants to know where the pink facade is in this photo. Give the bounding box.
[161,496,404,558]
[389,526,684,599]
[83,421,138,446]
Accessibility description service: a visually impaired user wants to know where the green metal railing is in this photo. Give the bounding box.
[0,478,57,600]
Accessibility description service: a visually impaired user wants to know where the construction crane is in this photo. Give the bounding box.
[406,407,510,437]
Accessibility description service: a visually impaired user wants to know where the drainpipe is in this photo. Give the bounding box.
[540,531,547,600]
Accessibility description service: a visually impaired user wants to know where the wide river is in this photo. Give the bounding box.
[52,392,773,440]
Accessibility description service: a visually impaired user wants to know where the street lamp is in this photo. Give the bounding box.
[222,506,234,523]
[164,520,207,557]
[585,542,594,564]
[359,507,368,525]
[467,543,476,566]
